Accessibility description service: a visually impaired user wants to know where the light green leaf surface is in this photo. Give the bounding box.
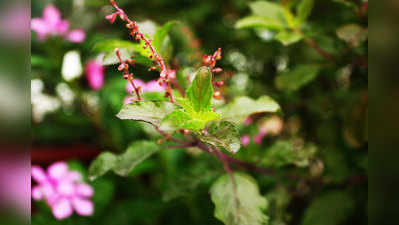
[275,30,303,45]
[198,121,241,154]
[235,16,286,30]
[220,96,280,124]
[153,21,179,54]
[210,173,269,225]
[116,101,178,127]
[297,0,315,23]
[88,152,118,181]
[275,65,321,91]
[113,141,160,176]
[186,66,214,112]
[88,141,160,180]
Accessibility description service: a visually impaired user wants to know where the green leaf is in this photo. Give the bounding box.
[113,141,160,176]
[275,65,321,91]
[153,21,179,55]
[198,121,241,154]
[116,100,178,127]
[161,109,220,131]
[88,141,160,180]
[235,16,286,30]
[92,39,142,53]
[88,152,118,181]
[261,140,317,168]
[220,96,280,124]
[302,191,355,225]
[275,30,303,45]
[210,173,269,225]
[296,0,315,23]
[186,66,214,112]
[249,1,286,20]
[336,24,368,47]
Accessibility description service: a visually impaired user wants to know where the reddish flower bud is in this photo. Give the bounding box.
[105,13,117,23]
[213,91,222,99]
[212,68,223,73]
[118,63,125,71]
[215,81,224,87]
[202,55,211,66]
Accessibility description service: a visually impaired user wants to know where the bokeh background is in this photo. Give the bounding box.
[29,0,369,224]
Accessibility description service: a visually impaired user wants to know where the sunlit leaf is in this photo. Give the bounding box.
[116,100,178,127]
[297,0,315,23]
[275,30,303,45]
[235,16,286,30]
[220,96,280,124]
[210,173,269,225]
[198,121,241,154]
[88,152,118,181]
[186,66,214,112]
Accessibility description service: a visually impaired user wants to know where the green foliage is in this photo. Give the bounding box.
[336,24,368,48]
[116,101,178,127]
[89,140,160,180]
[210,173,269,225]
[296,0,315,23]
[219,96,280,124]
[198,121,241,154]
[261,139,317,168]
[275,65,321,91]
[301,191,355,225]
[161,67,220,131]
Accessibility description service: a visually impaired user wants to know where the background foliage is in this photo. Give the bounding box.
[31,0,368,224]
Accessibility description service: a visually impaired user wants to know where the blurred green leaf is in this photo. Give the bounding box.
[235,16,286,30]
[302,191,355,225]
[275,65,321,91]
[198,121,241,154]
[153,21,180,56]
[88,152,118,181]
[116,100,178,127]
[296,0,315,23]
[220,96,280,124]
[89,141,160,179]
[113,141,160,176]
[261,140,317,168]
[92,39,142,53]
[275,30,303,45]
[210,173,269,225]
[249,1,286,21]
[336,24,368,47]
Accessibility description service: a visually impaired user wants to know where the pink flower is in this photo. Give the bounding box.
[31,4,85,43]
[253,132,267,145]
[243,116,253,126]
[123,79,166,104]
[241,135,250,147]
[85,60,104,90]
[66,29,86,43]
[31,162,94,220]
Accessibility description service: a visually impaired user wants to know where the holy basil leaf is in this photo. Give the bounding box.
[88,152,118,181]
[249,1,286,21]
[116,100,178,127]
[275,30,303,46]
[275,64,321,91]
[153,21,179,55]
[210,173,269,225]
[296,0,315,23]
[113,141,160,176]
[186,66,214,112]
[235,16,286,30]
[88,141,160,180]
[198,121,241,154]
[161,109,220,131]
[220,96,280,124]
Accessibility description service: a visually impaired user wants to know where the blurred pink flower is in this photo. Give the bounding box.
[253,132,267,145]
[31,4,85,43]
[243,117,253,126]
[85,60,104,90]
[124,79,166,104]
[31,162,94,220]
[241,135,250,147]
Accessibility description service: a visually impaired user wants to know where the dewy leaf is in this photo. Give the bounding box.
[235,16,286,30]
[301,191,355,225]
[116,100,178,127]
[275,65,321,91]
[210,173,269,225]
[186,66,214,112]
[113,141,160,176]
[88,152,118,181]
[296,0,315,23]
[336,24,368,48]
[220,96,280,124]
[198,121,241,154]
[275,30,303,46]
